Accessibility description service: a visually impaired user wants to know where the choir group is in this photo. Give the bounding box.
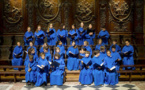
[12,22,134,87]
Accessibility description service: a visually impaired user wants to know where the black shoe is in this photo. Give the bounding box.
[30,82,34,87]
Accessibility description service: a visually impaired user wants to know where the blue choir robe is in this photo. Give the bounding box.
[67,46,79,70]
[24,31,33,46]
[85,31,95,45]
[57,45,65,54]
[53,51,64,60]
[57,29,68,45]
[50,59,65,86]
[25,59,37,83]
[104,56,118,85]
[79,57,93,85]
[110,44,121,54]
[45,51,52,62]
[100,51,107,59]
[77,27,86,45]
[27,46,37,55]
[92,56,105,86]
[68,29,78,45]
[46,28,57,46]
[12,46,23,70]
[24,53,39,65]
[122,45,134,70]
[95,44,104,51]
[39,46,50,53]
[83,46,92,57]
[98,30,110,45]
[34,30,45,45]
[35,58,50,86]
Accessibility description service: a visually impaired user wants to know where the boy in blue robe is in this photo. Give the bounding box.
[34,25,45,45]
[95,39,104,50]
[83,41,92,57]
[35,53,50,87]
[50,53,65,86]
[12,42,23,70]
[53,47,64,60]
[57,41,65,54]
[78,22,86,46]
[46,23,57,46]
[27,42,37,55]
[79,47,86,59]
[39,43,50,53]
[85,24,95,45]
[57,24,68,45]
[67,41,79,70]
[100,46,107,58]
[24,27,34,46]
[43,46,52,62]
[25,55,37,86]
[68,24,79,45]
[79,51,93,85]
[122,39,135,70]
[98,26,110,45]
[110,40,121,54]
[92,50,105,86]
[104,50,118,85]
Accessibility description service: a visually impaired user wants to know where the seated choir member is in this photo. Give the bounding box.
[79,47,87,59]
[79,51,93,85]
[57,41,65,55]
[122,39,135,70]
[85,24,95,45]
[25,55,37,86]
[12,42,23,70]
[98,26,110,45]
[39,43,50,53]
[53,47,64,60]
[104,50,118,85]
[57,24,68,45]
[43,46,52,62]
[34,25,45,46]
[95,39,104,50]
[35,53,50,87]
[110,39,121,54]
[83,41,92,57]
[78,22,86,46]
[68,24,79,45]
[46,23,57,46]
[100,46,106,58]
[111,45,121,84]
[92,50,105,86]
[50,53,65,86]
[27,42,37,55]
[67,41,79,70]
[24,27,34,46]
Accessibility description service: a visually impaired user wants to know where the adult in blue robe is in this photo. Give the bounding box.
[67,43,79,70]
[27,44,37,55]
[24,27,33,46]
[79,56,93,85]
[110,40,121,54]
[98,29,110,45]
[122,40,134,70]
[39,47,50,53]
[53,48,64,60]
[25,57,37,84]
[12,43,23,70]
[78,23,86,45]
[35,57,50,86]
[50,57,65,86]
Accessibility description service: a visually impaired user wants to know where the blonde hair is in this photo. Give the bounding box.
[84,41,89,45]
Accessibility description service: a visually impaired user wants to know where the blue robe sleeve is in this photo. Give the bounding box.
[105,31,110,38]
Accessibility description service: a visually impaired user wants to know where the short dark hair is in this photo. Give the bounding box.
[111,45,116,49]
[113,39,117,42]
[28,48,34,55]
[94,50,100,55]
[125,39,130,42]
[43,46,49,51]
[54,53,60,59]
[100,46,105,51]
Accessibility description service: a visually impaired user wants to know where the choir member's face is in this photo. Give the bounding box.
[29,59,33,62]
[37,26,41,30]
[101,49,105,53]
[56,49,60,53]
[96,53,100,57]
[81,49,85,53]
[107,51,111,56]
[102,28,106,31]
[84,42,87,46]
[31,49,35,54]
[98,39,102,44]
[50,24,53,28]
[59,41,62,45]
[43,49,47,53]
[112,48,116,52]
[72,25,75,29]
[72,42,75,46]
[125,41,130,46]
[55,56,59,59]
[63,25,65,29]
[80,22,84,27]
[27,27,31,32]
[43,43,47,47]
[41,55,45,59]
[29,42,33,47]
[89,24,92,29]
[113,41,117,45]
[85,53,90,57]
[17,42,21,46]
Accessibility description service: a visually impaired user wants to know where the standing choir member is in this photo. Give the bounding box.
[78,22,86,46]
[57,41,65,55]
[79,51,93,85]
[92,50,105,86]
[67,41,79,70]
[35,53,50,86]
[98,26,110,45]
[53,47,64,60]
[43,46,52,62]
[50,53,65,86]
[83,41,92,57]
[95,39,104,51]
[122,39,134,70]
[27,42,37,55]
[104,50,118,85]
[46,23,57,46]
[34,25,45,46]
[12,42,23,70]
[79,47,87,59]
[25,55,37,86]
[68,24,78,45]
[85,24,95,45]
[110,40,121,54]
[39,43,50,53]
[57,24,68,45]
[24,27,34,46]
